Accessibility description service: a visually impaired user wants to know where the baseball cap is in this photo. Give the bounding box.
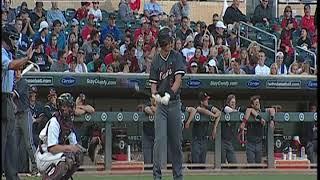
[215,21,226,29]
[276,51,284,58]
[79,93,86,101]
[92,48,100,55]
[33,38,44,48]
[71,18,79,26]
[208,59,217,67]
[30,86,38,94]
[78,48,85,54]
[53,19,62,27]
[109,13,116,19]
[88,14,95,20]
[48,88,57,98]
[199,91,210,101]
[140,17,149,25]
[190,61,198,67]
[38,21,49,32]
[184,35,194,46]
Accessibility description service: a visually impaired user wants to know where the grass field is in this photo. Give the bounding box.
[18,174,317,180]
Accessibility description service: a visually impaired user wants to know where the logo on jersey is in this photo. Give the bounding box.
[159,69,172,81]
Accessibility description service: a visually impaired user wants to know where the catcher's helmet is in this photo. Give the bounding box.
[157,27,174,47]
[57,93,75,109]
[2,24,20,51]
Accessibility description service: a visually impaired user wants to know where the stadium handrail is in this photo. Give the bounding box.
[295,46,317,69]
[239,21,278,63]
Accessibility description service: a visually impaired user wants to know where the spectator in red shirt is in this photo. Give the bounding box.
[190,47,207,67]
[45,34,59,61]
[129,0,141,13]
[121,44,140,72]
[81,14,95,41]
[67,32,77,51]
[75,2,90,21]
[150,14,160,39]
[281,6,298,33]
[278,28,294,67]
[134,16,152,44]
[104,47,121,72]
[300,4,315,35]
[66,42,79,64]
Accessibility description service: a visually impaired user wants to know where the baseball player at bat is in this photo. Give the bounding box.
[149,27,186,180]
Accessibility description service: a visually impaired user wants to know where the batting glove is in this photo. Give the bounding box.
[161,92,170,105]
[152,94,162,104]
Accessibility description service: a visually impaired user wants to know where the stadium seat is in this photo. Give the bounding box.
[295,15,302,25]
[101,9,109,20]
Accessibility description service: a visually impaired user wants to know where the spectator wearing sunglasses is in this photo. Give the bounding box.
[252,0,272,26]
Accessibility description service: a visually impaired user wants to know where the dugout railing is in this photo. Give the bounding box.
[74,111,317,170]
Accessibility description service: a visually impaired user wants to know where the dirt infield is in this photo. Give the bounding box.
[17,174,317,180]
[14,169,317,180]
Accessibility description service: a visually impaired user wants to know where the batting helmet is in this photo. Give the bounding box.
[157,27,174,47]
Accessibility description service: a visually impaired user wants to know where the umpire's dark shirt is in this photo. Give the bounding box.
[13,78,29,112]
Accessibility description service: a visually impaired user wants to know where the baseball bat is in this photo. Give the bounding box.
[21,61,40,76]
[127,80,152,97]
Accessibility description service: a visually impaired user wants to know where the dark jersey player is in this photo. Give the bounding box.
[149,27,186,180]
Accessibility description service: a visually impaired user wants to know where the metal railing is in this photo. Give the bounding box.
[238,21,278,64]
[74,111,317,170]
[295,46,317,69]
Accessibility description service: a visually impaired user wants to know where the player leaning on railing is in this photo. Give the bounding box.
[239,95,275,164]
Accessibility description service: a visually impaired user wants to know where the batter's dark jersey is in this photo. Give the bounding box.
[149,50,186,99]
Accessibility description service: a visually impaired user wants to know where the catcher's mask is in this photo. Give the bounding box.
[2,24,20,52]
[57,93,75,122]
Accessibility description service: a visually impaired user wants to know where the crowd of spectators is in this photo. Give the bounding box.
[2,0,317,76]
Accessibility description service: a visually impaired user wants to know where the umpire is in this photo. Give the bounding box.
[2,24,33,180]
[13,69,38,175]
[149,27,186,180]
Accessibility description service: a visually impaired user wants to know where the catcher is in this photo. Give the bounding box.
[35,93,85,180]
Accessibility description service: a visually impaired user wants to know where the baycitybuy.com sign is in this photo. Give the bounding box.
[24,77,53,86]
[210,80,239,88]
[266,80,301,89]
[87,78,117,87]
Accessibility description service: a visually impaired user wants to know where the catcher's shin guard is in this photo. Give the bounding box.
[42,161,68,180]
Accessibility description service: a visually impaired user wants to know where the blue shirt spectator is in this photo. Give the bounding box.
[100,14,122,42]
[144,0,163,17]
[46,2,67,27]
[2,48,14,93]
[48,20,66,50]
[32,21,49,46]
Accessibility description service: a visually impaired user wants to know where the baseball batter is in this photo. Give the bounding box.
[149,27,186,180]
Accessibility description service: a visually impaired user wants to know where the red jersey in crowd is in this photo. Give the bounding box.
[129,0,141,12]
[76,7,88,21]
[300,15,315,34]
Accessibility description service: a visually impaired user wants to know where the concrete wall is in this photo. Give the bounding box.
[11,0,316,24]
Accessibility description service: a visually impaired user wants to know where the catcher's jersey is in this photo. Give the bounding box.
[39,117,77,152]
[149,50,186,99]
